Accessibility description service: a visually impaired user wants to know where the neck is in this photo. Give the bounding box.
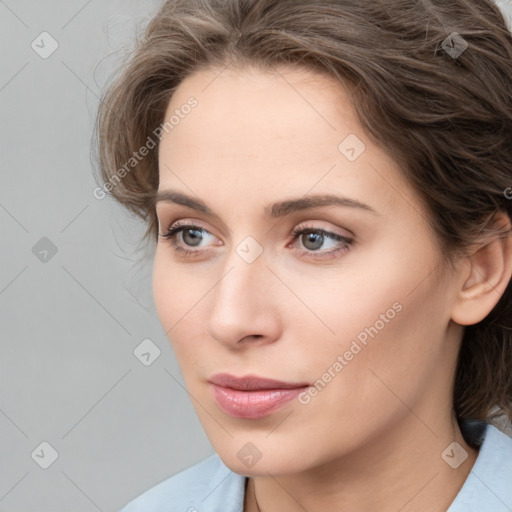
[245,411,479,512]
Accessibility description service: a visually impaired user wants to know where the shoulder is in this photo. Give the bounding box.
[448,423,512,512]
[120,453,247,512]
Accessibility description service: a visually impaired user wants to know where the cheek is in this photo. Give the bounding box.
[291,252,450,409]
[152,250,206,330]
[152,254,175,329]
[278,264,405,357]
[152,252,203,365]
[303,273,451,424]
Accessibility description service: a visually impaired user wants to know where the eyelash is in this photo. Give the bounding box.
[158,221,353,259]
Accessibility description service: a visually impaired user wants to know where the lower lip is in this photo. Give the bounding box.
[210,384,307,419]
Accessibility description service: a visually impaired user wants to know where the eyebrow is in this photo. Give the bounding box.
[153,190,377,218]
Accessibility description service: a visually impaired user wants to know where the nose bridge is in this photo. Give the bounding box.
[214,248,266,319]
[206,242,278,345]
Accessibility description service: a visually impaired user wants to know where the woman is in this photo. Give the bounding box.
[96,0,512,510]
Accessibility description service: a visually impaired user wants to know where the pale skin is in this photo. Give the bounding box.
[152,65,512,512]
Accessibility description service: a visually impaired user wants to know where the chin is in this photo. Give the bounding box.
[214,442,315,477]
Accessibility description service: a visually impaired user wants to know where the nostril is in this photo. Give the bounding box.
[240,334,263,343]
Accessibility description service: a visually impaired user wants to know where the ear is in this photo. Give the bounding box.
[451,213,512,326]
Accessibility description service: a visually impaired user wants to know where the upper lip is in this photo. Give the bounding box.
[209,373,310,391]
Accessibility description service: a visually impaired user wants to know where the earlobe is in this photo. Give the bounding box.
[451,214,512,326]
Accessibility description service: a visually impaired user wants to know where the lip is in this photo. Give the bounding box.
[209,373,309,419]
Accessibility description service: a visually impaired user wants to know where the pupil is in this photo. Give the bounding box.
[303,232,323,251]
[183,229,203,247]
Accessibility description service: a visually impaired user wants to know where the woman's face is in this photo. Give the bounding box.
[153,65,466,475]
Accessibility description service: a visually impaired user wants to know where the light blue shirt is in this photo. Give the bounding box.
[120,423,512,511]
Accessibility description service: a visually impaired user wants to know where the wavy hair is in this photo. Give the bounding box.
[95,0,512,428]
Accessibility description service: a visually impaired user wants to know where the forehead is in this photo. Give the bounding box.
[162,65,359,162]
[157,65,414,218]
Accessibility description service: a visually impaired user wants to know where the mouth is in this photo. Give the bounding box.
[208,373,310,419]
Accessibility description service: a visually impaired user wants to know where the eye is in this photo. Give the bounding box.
[158,220,354,259]
[158,221,219,257]
[289,223,353,258]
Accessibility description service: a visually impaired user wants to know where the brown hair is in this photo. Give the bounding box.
[95,0,512,426]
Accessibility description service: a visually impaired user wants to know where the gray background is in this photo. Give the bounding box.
[1,1,511,511]
[0,2,214,511]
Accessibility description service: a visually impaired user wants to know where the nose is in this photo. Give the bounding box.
[206,249,282,349]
